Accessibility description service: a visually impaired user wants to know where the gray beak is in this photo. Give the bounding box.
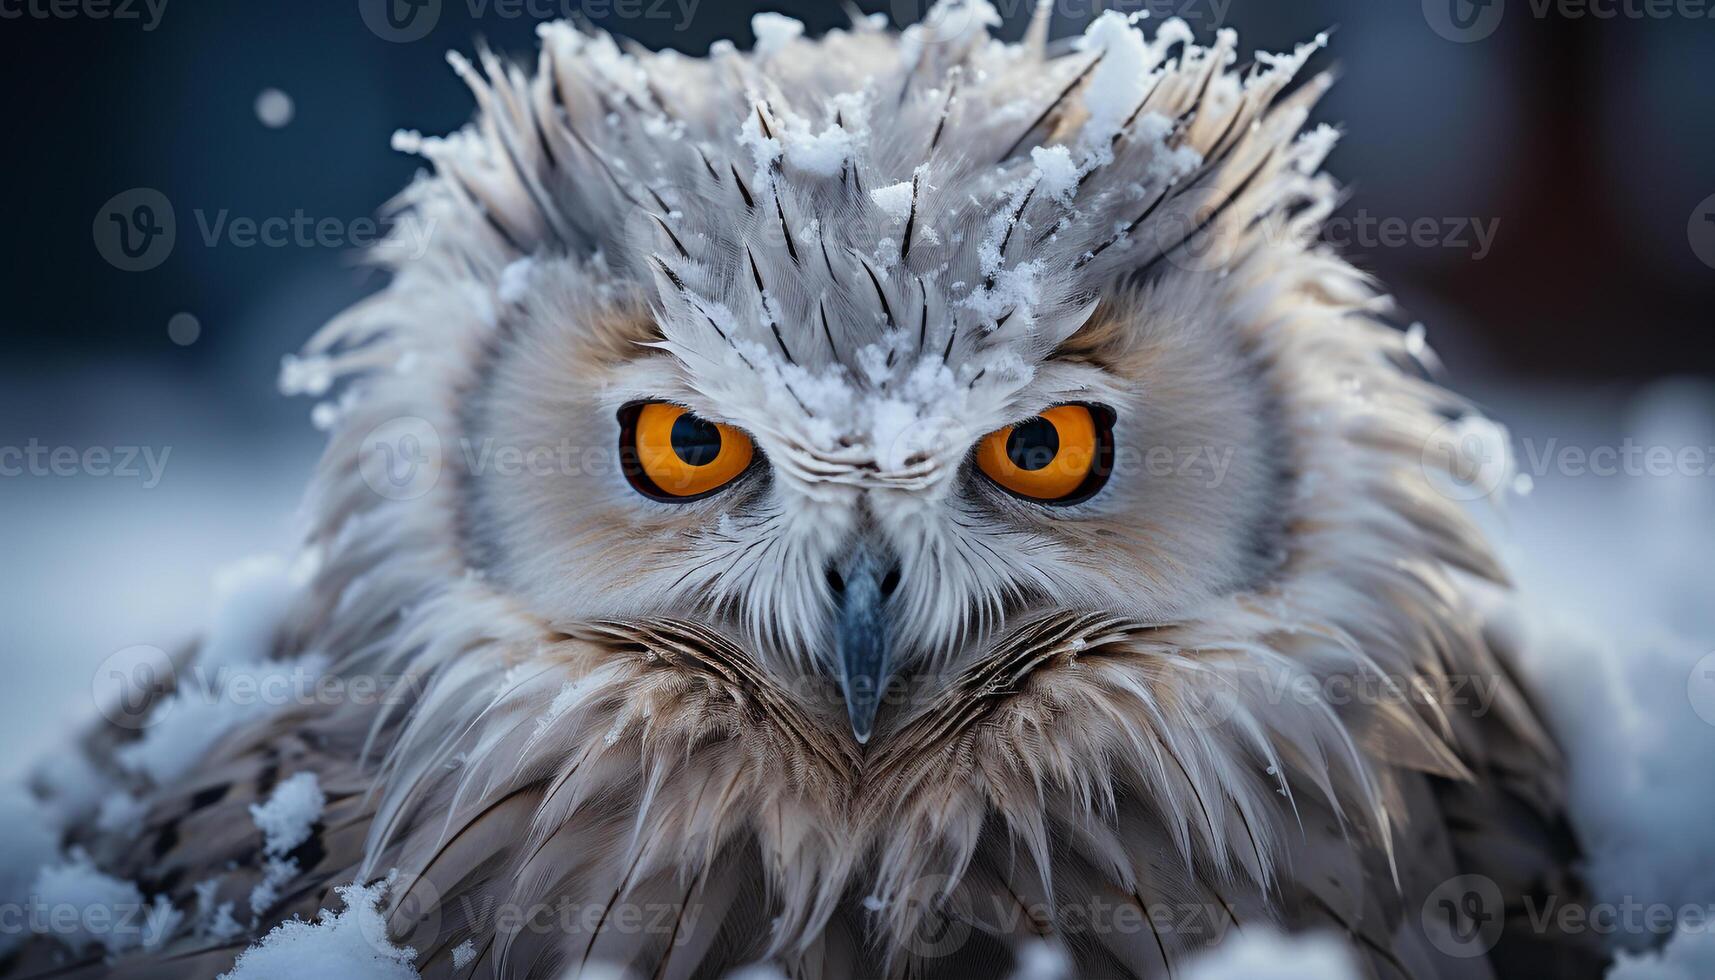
[828,542,900,744]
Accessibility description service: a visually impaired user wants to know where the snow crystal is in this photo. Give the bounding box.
[195,879,245,941]
[249,856,298,918]
[1295,123,1341,176]
[1608,924,1715,979]
[250,772,325,858]
[1030,145,1079,205]
[1149,16,1196,56]
[452,939,478,969]
[30,849,180,956]
[869,180,916,222]
[220,881,419,980]
[962,258,1046,330]
[1179,928,1359,980]
[1009,940,1071,980]
[784,123,858,178]
[1252,31,1330,89]
[1404,321,1428,358]
[736,109,783,192]
[95,793,149,836]
[278,353,334,398]
[28,749,107,827]
[750,13,804,56]
[497,258,534,304]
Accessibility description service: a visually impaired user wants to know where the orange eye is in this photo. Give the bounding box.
[621,402,755,501]
[975,404,1113,504]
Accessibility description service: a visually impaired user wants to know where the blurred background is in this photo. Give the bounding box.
[1,0,1712,776]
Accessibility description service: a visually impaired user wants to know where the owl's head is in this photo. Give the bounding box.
[292,4,1515,966]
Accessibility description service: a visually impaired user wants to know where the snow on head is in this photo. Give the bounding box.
[1075,11,1159,151]
[750,13,804,57]
[219,880,418,980]
[870,180,916,223]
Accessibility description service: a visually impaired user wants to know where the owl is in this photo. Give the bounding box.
[7,4,1606,979]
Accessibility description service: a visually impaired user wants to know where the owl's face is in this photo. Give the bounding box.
[459,256,1282,740]
[294,13,1511,970]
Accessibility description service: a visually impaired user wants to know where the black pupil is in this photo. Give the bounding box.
[1005,417,1059,471]
[670,413,722,466]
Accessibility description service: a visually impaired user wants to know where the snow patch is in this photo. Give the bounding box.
[1030,145,1080,205]
[1009,940,1072,980]
[1608,924,1715,979]
[30,850,181,956]
[220,880,419,980]
[1179,929,1360,980]
[869,180,916,222]
[250,772,326,858]
[497,258,534,304]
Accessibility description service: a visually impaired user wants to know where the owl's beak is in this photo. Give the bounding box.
[828,543,900,744]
